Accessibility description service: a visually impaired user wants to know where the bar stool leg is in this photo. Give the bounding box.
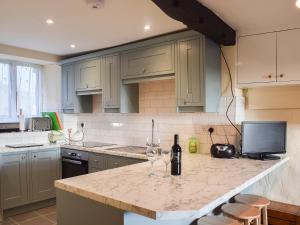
[245,219,251,225]
[262,206,268,225]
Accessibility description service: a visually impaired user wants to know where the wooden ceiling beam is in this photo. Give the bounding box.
[152,0,236,46]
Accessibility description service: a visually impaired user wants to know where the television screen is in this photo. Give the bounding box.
[242,121,287,155]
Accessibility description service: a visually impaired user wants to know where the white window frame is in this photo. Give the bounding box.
[0,60,42,123]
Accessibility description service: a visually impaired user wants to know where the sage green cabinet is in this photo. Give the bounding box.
[121,41,175,81]
[176,36,221,112]
[89,153,145,173]
[75,59,101,92]
[61,64,75,113]
[1,152,28,210]
[0,148,60,210]
[177,37,203,107]
[30,149,60,202]
[103,54,121,110]
[89,153,107,173]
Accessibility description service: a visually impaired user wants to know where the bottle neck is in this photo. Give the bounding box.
[174,135,179,145]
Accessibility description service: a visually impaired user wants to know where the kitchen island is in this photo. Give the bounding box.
[55,154,288,225]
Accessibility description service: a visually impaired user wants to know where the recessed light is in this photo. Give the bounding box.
[70,44,76,49]
[144,25,151,31]
[296,0,300,8]
[46,19,54,24]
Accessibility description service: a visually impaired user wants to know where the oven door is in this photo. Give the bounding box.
[62,157,88,179]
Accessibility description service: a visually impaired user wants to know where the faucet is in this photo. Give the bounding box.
[151,119,154,145]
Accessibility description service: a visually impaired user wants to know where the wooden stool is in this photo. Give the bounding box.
[221,203,261,225]
[234,194,270,225]
[198,216,241,225]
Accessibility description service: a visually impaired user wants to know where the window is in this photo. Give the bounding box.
[0,62,11,118]
[0,61,42,122]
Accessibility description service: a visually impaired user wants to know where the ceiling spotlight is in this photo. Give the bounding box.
[296,0,300,8]
[144,25,151,31]
[70,44,76,48]
[46,19,54,24]
[85,0,104,9]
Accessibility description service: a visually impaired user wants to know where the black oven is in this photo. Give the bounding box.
[61,148,89,179]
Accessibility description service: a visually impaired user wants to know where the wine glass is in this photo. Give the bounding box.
[146,138,160,176]
[161,149,171,178]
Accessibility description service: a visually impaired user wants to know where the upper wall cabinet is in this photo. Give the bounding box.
[75,59,102,93]
[121,41,175,82]
[238,29,300,88]
[177,37,203,107]
[102,54,121,111]
[238,33,277,86]
[176,36,221,113]
[61,64,75,113]
[277,29,300,83]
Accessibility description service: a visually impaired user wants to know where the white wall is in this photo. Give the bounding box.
[243,86,300,206]
[42,64,62,112]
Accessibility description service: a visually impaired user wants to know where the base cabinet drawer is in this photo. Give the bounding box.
[89,153,146,172]
[1,148,60,210]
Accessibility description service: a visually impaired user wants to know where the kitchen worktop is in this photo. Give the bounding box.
[61,144,147,160]
[55,154,289,221]
[0,143,60,153]
[0,142,147,160]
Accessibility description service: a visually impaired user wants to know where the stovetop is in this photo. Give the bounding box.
[106,146,147,155]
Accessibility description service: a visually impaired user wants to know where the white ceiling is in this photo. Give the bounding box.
[0,0,185,56]
[199,0,300,36]
[1,0,300,56]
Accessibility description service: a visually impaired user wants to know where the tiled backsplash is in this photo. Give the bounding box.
[139,80,177,114]
[63,113,238,153]
[63,79,238,153]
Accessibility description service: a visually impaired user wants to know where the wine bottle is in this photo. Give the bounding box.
[171,134,182,176]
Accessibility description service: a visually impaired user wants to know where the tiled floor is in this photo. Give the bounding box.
[2,205,56,225]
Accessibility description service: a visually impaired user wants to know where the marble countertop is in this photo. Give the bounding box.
[0,143,60,153]
[55,154,289,220]
[61,144,147,160]
[0,142,147,160]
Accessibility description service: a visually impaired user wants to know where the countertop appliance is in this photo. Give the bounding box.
[242,121,287,160]
[28,117,52,131]
[0,123,19,133]
[61,148,89,178]
[210,144,236,159]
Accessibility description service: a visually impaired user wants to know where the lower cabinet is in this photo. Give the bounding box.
[30,149,60,202]
[1,148,60,210]
[1,152,28,210]
[89,153,145,173]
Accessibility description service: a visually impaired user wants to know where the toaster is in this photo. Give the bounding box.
[28,117,52,131]
[210,144,236,159]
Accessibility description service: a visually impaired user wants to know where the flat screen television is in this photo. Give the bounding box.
[242,121,287,160]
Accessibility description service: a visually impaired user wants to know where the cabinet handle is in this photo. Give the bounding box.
[33,155,37,158]
[21,156,26,160]
[267,75,272,79]
[279,74,284,78]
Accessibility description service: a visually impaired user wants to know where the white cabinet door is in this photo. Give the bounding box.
[238,33,277,85]
[277,29,300,82]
